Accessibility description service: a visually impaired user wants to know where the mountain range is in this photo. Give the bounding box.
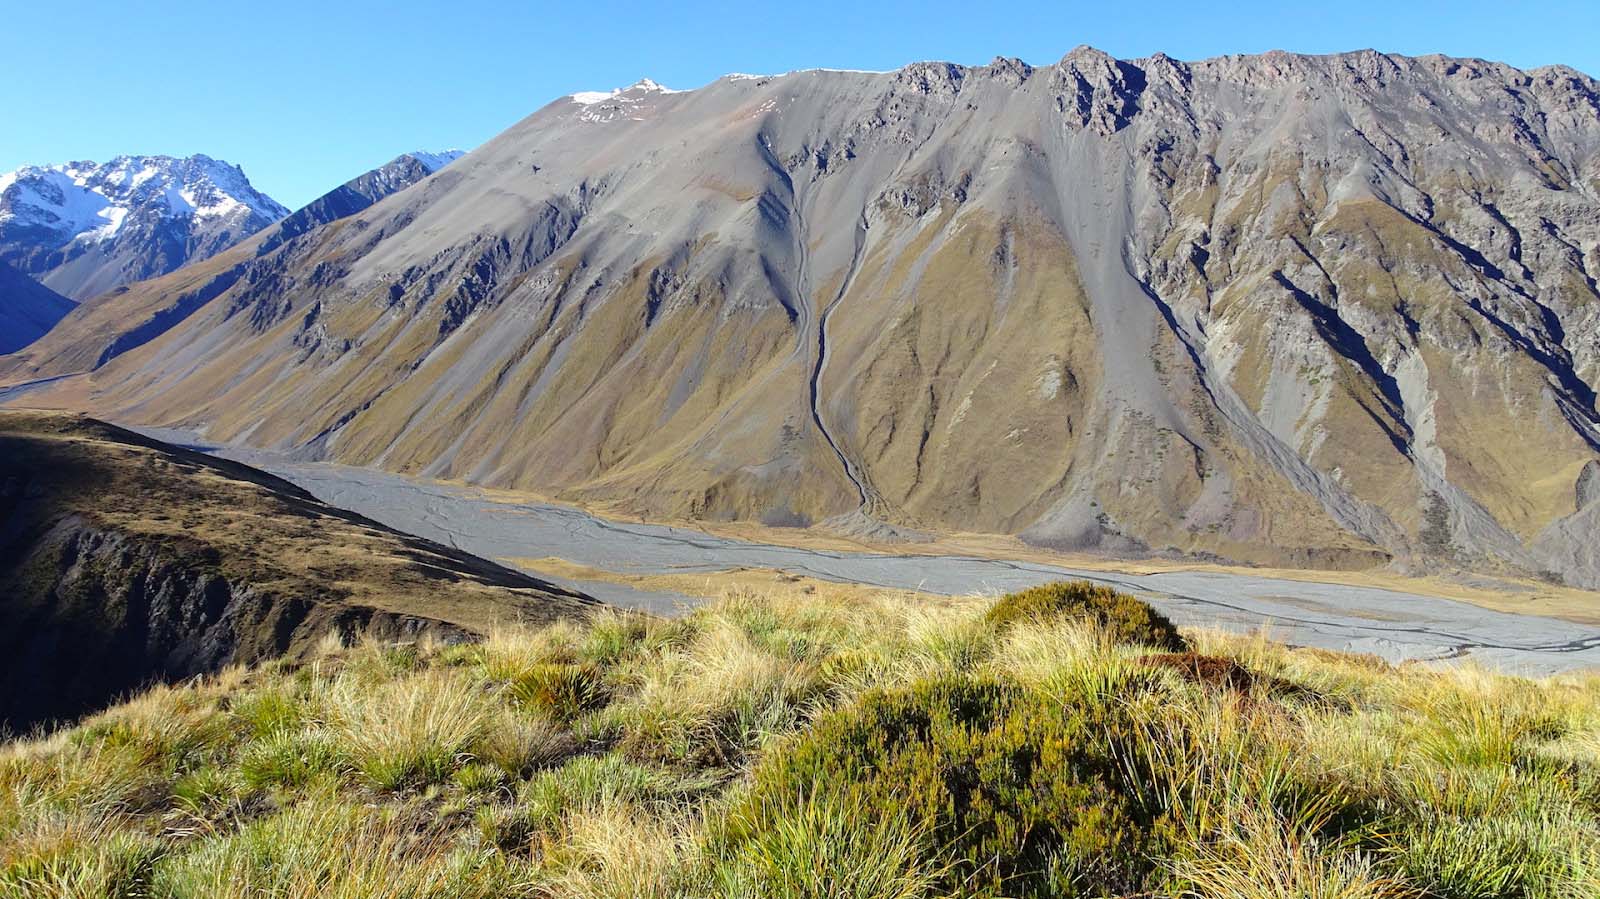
[7,49,1600,588]
[0,150,462,374]
[0,154,289,299]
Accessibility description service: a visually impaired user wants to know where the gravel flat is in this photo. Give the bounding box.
[138,429,1600,674]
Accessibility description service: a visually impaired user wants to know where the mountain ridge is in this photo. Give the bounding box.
[14,46,1600,586]
[0,150,465,381]
[0,409,596,730]
[0,154,287,299]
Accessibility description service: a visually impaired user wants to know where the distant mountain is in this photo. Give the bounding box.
[0,154,287,299]
[258,150,464,254]
[17,51,1600,589]
[0,261,75,354]
[0,150,465,380]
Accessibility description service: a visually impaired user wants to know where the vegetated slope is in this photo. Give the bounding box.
[0,261,75,354]
[31,49,1600,585]
[0,152,464,385]
[2,582,1596,897]
[0,410,596,732]
[0,155,287,300]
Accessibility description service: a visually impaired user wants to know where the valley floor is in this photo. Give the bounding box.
[137,428,1600,674]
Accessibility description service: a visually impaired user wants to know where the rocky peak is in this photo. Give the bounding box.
[1052,45,1146,135]
[0,154,286,298]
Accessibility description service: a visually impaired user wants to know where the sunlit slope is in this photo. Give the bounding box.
[32,49,1600,583]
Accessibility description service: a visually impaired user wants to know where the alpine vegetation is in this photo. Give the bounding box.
[4,582,1597,898]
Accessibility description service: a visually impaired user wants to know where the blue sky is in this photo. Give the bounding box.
[4,0,1594,209]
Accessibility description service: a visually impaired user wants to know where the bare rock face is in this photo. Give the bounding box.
[1579,460,1600,510]
[28,49,1600,586]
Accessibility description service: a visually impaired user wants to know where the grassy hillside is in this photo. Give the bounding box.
[0,411,594,731]
[3,581,1597,898]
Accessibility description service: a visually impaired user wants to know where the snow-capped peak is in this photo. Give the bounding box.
[0,154,287,245]
[630,78,679,94]
[405,149,466,173]
[569,78,681,105]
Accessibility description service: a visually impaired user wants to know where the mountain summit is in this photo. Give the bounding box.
[0,150,468,379]
[0,154,287,299]
[20,48,1600,587]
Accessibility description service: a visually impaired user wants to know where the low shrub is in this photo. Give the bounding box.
[985,581,1185,651]
[721,675,1175,897]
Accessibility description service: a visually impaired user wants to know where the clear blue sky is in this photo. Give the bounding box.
[4,0,1594,209]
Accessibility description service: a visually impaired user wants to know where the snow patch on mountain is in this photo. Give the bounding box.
[570,78,682,105]
[0,155,287,245]
[0,154,287,298]
[406,150,466,173]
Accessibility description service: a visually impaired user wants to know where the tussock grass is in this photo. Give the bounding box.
[1,579,1596,898]
[326,667,491,789]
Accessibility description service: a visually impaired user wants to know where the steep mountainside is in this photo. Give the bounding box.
[0,260,75,354]
[25,50,1600,586]
[0,151,464,384]
[0,154,287,299]
[0,411,595,731]
[258,150,464,255]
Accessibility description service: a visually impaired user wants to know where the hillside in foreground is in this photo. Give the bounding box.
[4,581,1597,898]
[0,411,594,732]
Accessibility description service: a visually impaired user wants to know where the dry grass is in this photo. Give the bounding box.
[2,580,1597,898]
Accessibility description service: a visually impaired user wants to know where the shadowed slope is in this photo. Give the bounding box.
[0,261,75,354]
[0,410,596,731]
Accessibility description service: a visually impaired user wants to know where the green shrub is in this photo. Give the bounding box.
[721,675,1175,898]
[985,581,1185,651]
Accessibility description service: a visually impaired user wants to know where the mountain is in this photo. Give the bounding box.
[0,410,595,731]
[22,51,1600,587]
[0,151,462,381]
[0,260,75,354]
[0,154,287,299]
[257,150,465,254]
